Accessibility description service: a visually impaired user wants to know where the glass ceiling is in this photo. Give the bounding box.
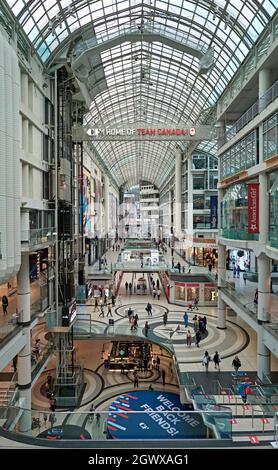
[6,0,278,188]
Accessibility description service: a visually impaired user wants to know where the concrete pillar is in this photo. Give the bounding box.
[174,147,182,239]
[187,154,193,237]
[104,175,110,239]
[22,118,28,152]
[217,293,227,329]
[17,252,32,432]
[257,253,271,323]
[258,69,272,161]
[257,325,271,382]
[259,68,272,98]
[218,243,226,287]
[21,73,28,107]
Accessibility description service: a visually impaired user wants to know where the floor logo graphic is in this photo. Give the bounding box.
[107,391,206,439]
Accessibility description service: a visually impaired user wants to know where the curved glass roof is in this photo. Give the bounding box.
[6,0,278,188]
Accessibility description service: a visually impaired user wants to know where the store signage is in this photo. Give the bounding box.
[210,195,218,229]
[72,124,217,141]
[248,183,259,233]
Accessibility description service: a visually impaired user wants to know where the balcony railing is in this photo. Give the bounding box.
[221,228,259,242]
[0,406,232,443]
[21,227,55,247]
[219,79,278,147]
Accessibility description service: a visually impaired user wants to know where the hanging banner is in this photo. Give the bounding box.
[210,195,218,229]
[248,183,259,233]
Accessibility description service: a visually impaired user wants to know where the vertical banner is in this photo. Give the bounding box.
[210,195,218,229]
[248,183,259,233]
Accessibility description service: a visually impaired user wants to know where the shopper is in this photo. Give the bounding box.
[133,371,139,388]
[183,312,189,328]
[232,356,241,375]
[94,298,99,312]
[157,289,161,301]
[144,321,150,337]
[125,281,128,292]
[163,311,168,327]
[213,351,221,371]
[99,305,104,317]
[156,356,160,371]
[195,330,201,348]
[193,298,199,310]
[107,304,113,317]
[202,351,211,372]
[243,272,247,285]
[12,355,18,372]
[186,330,192,347]
[2,295,8,316]
[152,288,156,299]
[254,288,258,305]
[89,403,95,423]
[146,303,152,316]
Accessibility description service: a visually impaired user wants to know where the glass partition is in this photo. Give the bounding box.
[0,406,232,442]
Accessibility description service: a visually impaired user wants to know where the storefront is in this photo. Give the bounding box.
[187,245,218,267]
[226,249,252,271]
[106,340,151,371]
[169,274,217,306]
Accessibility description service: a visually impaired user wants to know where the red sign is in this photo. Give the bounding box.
[248,436,260,444]
[260,418,269,424]
[137,128,195,136]
[248,183,259,233]
[230,418,237,424]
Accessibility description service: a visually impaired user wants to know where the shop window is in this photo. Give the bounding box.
[193,175,205,190]
[193,194,204,209]
[175,286,185,301]
[187,287,199,301]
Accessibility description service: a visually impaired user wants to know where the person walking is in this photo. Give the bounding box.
[99,305,105,317]
[152,288,156,299]
[94,298,99,312]
[133,371,139,388]
[111,294,116,307]
[146,303,152,316]
[232,356,241,375]
[254,288,258,305]
[163,311,168,327]
[183,312,189,328]
[195,330,201,348]
[161,369,166,386]
[125,281,128,292]
[49,395,56,412]
[193,298,199,310]
[129,282,132,294]
[156,279,160,289]
[12,355,18,372]
[208,263,212,273]
[156,356,160,371]
[172,257,175,269]
[213,351,221,371]
[157,289,161,301]
[243,272,247,285]
[177,262,181,273]
[144,321,150,337]
[2,295,8,316]
[202,351,211,372]
[107,304,113,317]
[88,403,95,423]
[186,330,192,347]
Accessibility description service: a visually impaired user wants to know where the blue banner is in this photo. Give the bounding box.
[210,195,218,229]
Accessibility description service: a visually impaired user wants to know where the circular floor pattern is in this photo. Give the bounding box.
[32,369,103,410]
[115,303,168,320]
[130,315,250,363]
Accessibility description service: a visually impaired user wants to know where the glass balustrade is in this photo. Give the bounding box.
[0,406,232,442]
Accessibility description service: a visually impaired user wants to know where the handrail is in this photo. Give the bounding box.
[219,78,278,147]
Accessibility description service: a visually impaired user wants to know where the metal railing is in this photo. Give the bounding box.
[219,79,278,147]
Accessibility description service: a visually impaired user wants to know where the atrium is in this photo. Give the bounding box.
[0,0,278,450]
